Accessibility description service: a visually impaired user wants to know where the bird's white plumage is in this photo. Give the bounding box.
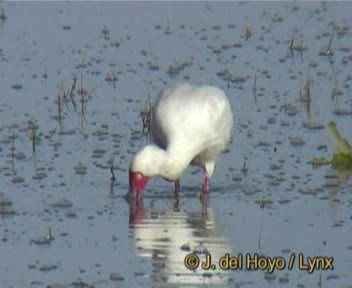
[130,83,233,183]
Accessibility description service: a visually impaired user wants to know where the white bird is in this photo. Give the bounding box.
[129,83,233,198]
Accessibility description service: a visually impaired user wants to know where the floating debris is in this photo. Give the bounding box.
[105,71,118,83]
[241,161,248,176]
[270,163,283,171]
[11,176,25,184]
[109,155,116,181]
[0,192,12,206]
[0,5,6,20]
[147,62,160,71]
[232,174,242,182]
[216,69,247,86]
[193,242,209,255]
[256,141,272,147]
[244,26,252,40]
[303,122,325,130]
[101,25,110,40]
[74,162,87,175]
[31,236,51,245]
[92,148,106,159]
[333,108,352,116]
[48,280,96,288]
[267,117,277,124]
[289,137,305,146]
[278,198,291,205]
[10,83,23,90]
[31,228,55,246]
[180,242,191,252]
[323,179,340,188]
[110,272,125,281]
[32,172,48,180]
[279,103,298,116]
[167,61,192,77]
[0,192,15,216]
[298,187,322,195]
[311,158,331,168]
[51,198,73,208]
[255,199,274,208]
[110,41,120,48]
[272,14,284,23]
[319,34,334,56]
[39,263,58,271]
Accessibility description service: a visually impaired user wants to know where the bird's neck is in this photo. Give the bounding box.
[152,145,192,181]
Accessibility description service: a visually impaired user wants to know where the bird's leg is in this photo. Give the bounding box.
[125,190,135,200]
[174,180,180,194]
[201,194,209,217]
[136,190,142,200]
[202,173,209,193]
[173,190,180,212]
[200,167,210,202]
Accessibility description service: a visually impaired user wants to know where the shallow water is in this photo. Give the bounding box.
[0,2,351,288]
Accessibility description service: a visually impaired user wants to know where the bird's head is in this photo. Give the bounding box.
[129,170,150,197]
[129,145,163,197]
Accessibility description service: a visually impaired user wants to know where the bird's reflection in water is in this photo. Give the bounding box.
[128,194,231,286]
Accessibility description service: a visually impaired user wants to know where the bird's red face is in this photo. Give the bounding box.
[129,170,150,198]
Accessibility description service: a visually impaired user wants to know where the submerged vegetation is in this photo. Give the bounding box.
[312,121,352,170]
[327,121,352,170]
[140,95,152,134]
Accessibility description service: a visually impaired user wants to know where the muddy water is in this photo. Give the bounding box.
[0,2,351,288]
